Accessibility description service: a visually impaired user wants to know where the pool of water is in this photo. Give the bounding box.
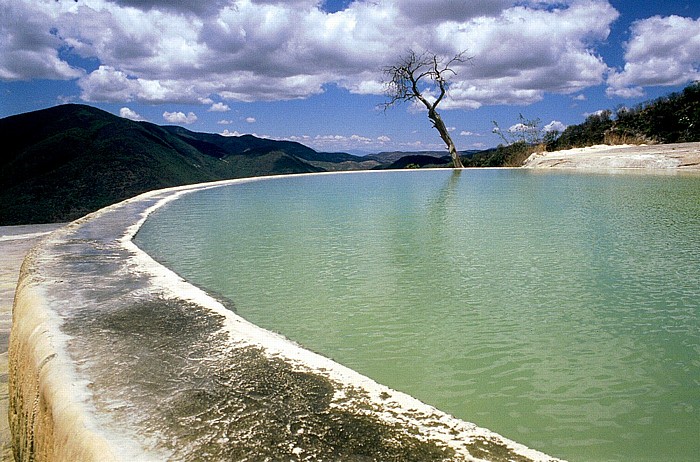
[135,169,700,461]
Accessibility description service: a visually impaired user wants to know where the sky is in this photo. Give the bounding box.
[1,0,699,154]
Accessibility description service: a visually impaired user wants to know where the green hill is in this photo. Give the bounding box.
[552,81,700,149]
[0,104,366,225]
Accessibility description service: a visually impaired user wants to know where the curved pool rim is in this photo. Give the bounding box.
[8,171,561,461]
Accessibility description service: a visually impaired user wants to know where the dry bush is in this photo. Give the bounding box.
[603,130,655,146]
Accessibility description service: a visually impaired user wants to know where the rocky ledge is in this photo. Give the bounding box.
[522,142,700,170]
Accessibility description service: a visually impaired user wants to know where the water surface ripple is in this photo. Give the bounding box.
[135,170,700,461]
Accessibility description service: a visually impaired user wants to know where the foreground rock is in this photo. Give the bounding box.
[0,224,65,461]
[8,175,562,461]
[522,142,700,170]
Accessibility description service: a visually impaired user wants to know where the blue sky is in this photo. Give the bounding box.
[1,0,698,154]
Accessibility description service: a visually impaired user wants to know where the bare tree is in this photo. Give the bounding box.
[383,50,469,169]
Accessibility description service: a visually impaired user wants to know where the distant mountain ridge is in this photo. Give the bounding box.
[0,104,382,225]
[367,150,480,165]
[0,104,497,225]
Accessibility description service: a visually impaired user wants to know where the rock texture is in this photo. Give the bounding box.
[0,225,64,461]
[522,142,700,170]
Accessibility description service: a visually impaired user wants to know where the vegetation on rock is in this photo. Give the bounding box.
[472,81,699,167]
[552,81,699,150]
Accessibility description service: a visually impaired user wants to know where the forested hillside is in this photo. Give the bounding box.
[552,81,699,149]
[0,105,360,225]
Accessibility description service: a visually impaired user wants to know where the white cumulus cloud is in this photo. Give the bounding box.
[209,102,230,112]
[607,15,700,97]
[508,123,531,133]
[0,2,84,81]
[119,107,144,121]
[5,0,693,110]
[292,132,396,151]
[543,120,567,133]
[163,111,198,124]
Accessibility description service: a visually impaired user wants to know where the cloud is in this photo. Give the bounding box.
[245,117,256,123]
[208,102,230,112]
[312,134,373,146]
[395,0,514,25]
[289,133,394,151]
[79,66,207,103]
[288,135,312,143]
[217,119,233,124]
[583,109,609,118]
[606,86,645,99]
[163,111,198,124]
[119,107,145,121]
[543,120,567,133]
[221,129,242,137]
[508,123,531,133]
[105,0,231,15]
[430,0,619,108]
[0,2,83,81]
[607,15,700,97]
[2,0,629,108]
[350,134,372,143]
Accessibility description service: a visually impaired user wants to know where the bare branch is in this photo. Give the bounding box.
[381,49,471,110]
[381,49,471,168]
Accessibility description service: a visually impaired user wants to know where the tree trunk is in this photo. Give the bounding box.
[429,110,464,168]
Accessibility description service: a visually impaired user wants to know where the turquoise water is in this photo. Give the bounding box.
[135,170,700,461]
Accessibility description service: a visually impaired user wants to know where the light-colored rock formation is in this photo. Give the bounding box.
[0,226,63,461]
[522,142,700,170]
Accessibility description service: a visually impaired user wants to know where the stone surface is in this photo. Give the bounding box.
[0,224,64,461]
[522,142,700,170]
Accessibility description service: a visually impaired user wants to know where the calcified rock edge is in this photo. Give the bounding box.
[9,173,562,462]
[523,142,700,170]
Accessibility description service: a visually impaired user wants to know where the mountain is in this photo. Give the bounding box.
[368,151,446,164]
[0,104,372,225]
[367,150,483,166]
[384,154,452,169]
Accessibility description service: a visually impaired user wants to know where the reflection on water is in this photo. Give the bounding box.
[136,170,700,462]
